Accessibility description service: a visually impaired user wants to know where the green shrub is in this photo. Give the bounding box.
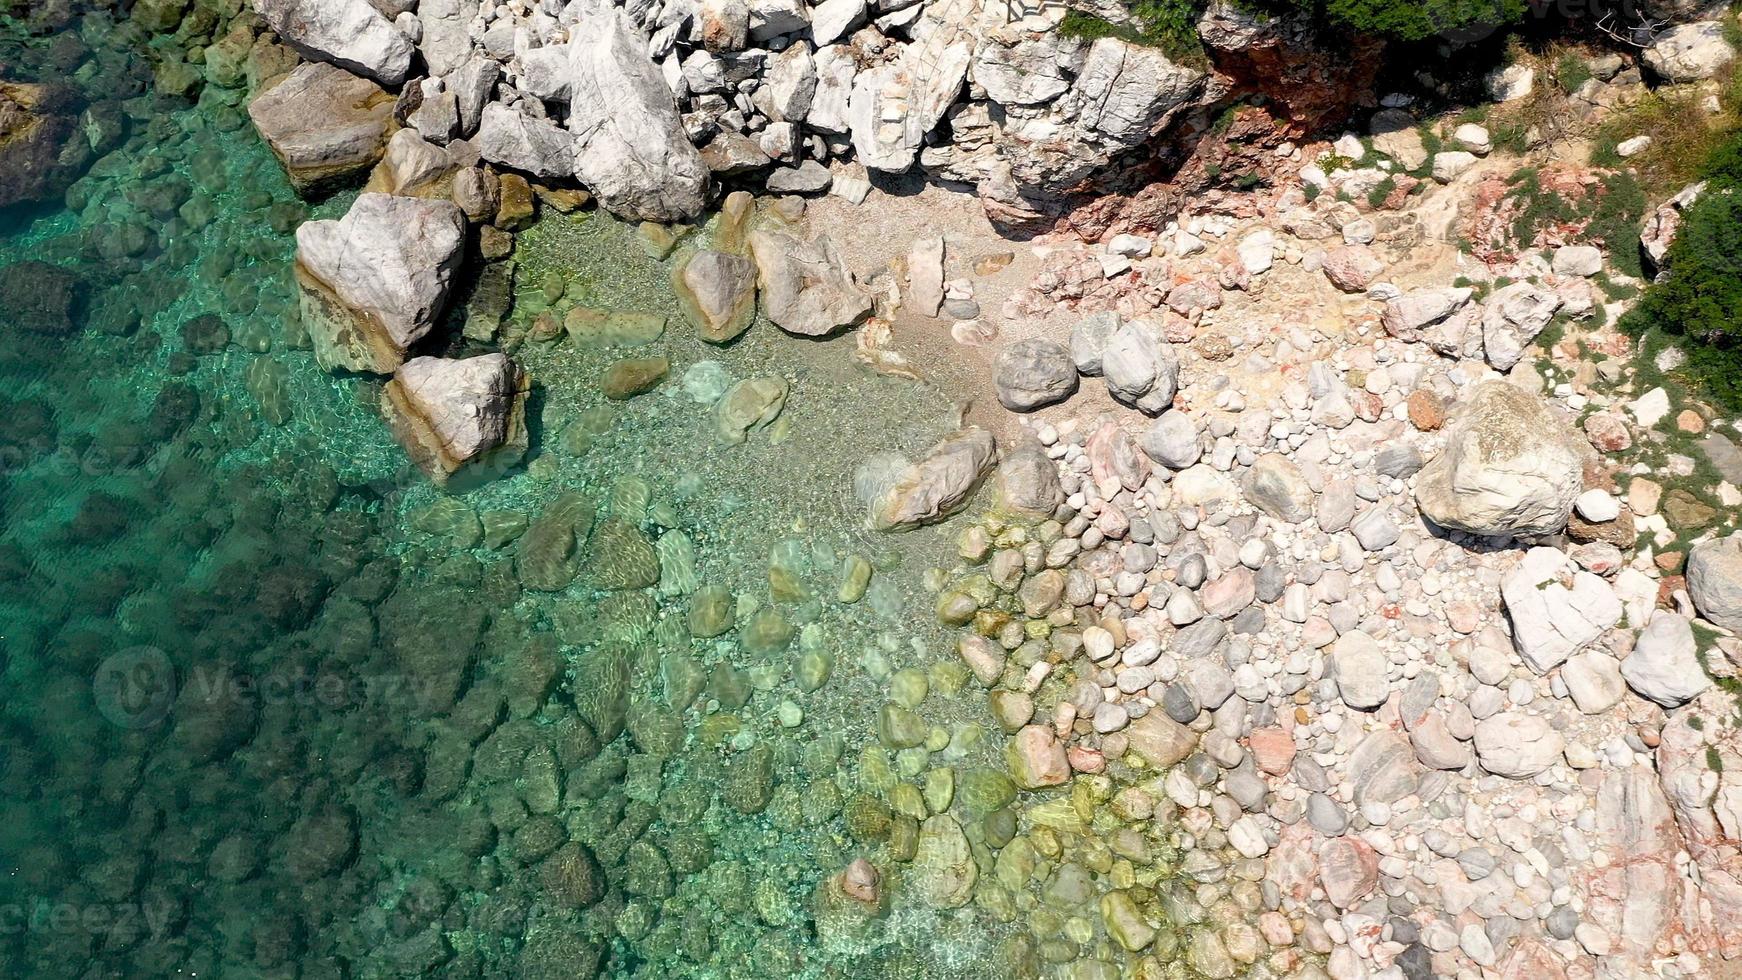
[1366,175,1397,209]
[1554,51,1592,94]
[1059,0,1208,65]
[1621,186,1742,411]
[1316,0,1528,41]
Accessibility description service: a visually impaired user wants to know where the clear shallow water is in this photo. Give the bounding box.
[0,8,1274,979]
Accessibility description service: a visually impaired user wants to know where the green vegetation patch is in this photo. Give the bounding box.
[1059,0,1208,66]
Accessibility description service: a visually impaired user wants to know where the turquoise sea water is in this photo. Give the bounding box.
[0,7,1280,979]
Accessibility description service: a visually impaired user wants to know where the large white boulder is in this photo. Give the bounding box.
[1622,613,1711,707]
[473,103,576,180]
[382,354,529,486]
[1643,21,1736,82]
[247,62,395,196]
[1481,281,1562,371]
[1500,546,1622,673]
[294,193,467,374]
[847,33,972,172]
[564,10,709,222]
[254,0,414,87]
[747,229,873,337]
[1688,534,1742,631]
[1414,381,1583,537]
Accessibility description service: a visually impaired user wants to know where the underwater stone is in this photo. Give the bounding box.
[411,497,482,549]
[1007,725,1069,789]
[586,519,660,591]
[247,62,394,196]
[628,702,685,757]
[837,555,872,602]
[597,591,657,645]
[283,804,358,881]
[573,647,631,743]
[383,354,529,486]
[245,357,293,426]
[673,248,757,343]
[482,509,529,549]
[687,584,736,637]
[601,356,670,400]
[295,193,467,374]
[796,650,834,692]
[960,769,1018,812]
[845,793,893,841]
[564,307,667,347]
[623,840,674,898]
[656,531,699,597]
[2,260,80,336]
[715,376,789,444]
[872,427,999,531]
[708,663,752,711]
[542,843,606,908]
[0,82,81,211]
[1101,891,1157,952]
[878,703,929,749]
[912,815,976,908]
[517,493,593,592]
[722,743,776,814]
[180,313,230,354]
[740,606,795,654]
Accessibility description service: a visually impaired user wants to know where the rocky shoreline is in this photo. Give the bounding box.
[202,0,1742,974]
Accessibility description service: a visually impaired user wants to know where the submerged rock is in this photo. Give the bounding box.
[747,229,871,336]
[1414,381,1582,537]
[1,260,80,336]
[872,427,998,530]
[381,354,528,486]
[715,376,788,444]
[911,814,976,908]
[673,249,757,342]
[248,62,395,196]
[256,0,414,87]
[295,192,467,374]
[0,80,83,209]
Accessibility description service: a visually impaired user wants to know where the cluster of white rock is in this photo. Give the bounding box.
[246,0,1300,228]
